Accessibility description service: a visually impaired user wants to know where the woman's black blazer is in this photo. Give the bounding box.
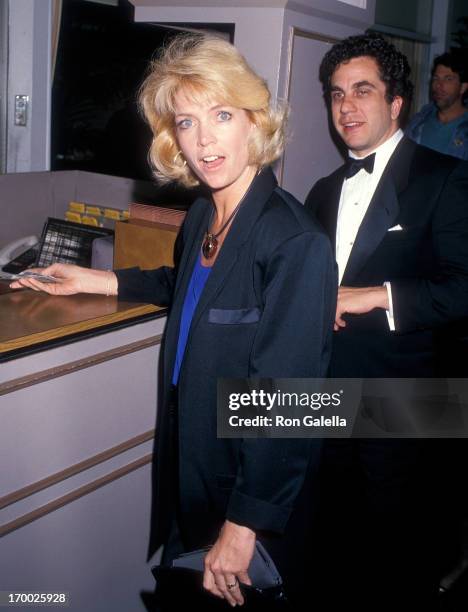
[116,168,336,554]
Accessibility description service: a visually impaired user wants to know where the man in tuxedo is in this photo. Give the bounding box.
[305,33,468,611]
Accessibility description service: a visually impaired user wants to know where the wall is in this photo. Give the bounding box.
[133,4,285,99]
[278,2,374,199]
[0,170,159,248]
[6,0,51,173]
[448,0,468,48]
[0,0,8,173]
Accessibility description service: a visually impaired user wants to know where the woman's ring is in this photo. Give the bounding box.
[226,580,238,589]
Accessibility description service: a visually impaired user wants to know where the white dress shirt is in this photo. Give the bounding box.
[336,128,403,330]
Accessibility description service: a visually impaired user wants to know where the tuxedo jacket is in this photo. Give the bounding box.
[116,168,336,555]
[305,137,468,377]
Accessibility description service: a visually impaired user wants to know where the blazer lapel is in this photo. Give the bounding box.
[341,137,414,285]
[341,174,399,284]
[173,204,210,299]
[162,202,210,383]
[162,168,278,384]
[190,168,278,333]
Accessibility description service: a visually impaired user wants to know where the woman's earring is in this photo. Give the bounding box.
[174,151,187,167]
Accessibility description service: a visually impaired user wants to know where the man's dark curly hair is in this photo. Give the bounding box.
[320,32,413,108]
[432,51,468,104]
[432,52,468,83]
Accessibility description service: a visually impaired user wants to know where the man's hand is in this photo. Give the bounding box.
[335,286,389,330]
[203,520,256,607]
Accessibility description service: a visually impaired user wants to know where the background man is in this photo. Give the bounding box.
[407,51,468,159]
[305,33,468,611]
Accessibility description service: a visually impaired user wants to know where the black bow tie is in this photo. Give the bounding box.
[345,153,376,179]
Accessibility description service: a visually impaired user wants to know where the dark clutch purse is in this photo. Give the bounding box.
[151,542,290,611]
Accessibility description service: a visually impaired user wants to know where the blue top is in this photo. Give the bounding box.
[420,106,468,156]
[406,103,468,160]
[172,255,212,385]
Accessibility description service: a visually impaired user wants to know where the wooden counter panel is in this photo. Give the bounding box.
[0,289,159,353]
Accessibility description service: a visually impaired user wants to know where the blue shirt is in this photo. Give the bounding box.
[420,106,468,156]
[172,255,212,385]
[406,103,468,160]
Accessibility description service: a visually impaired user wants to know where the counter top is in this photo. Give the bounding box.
[0,284,162,358]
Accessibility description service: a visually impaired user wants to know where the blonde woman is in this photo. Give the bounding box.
[12,34,335,608]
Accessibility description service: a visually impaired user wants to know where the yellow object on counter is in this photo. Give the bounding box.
[69,202,86,213]
[85,206,103,217]
[65,211,82,224]
[104,208,122,220]
[81,216,99,227]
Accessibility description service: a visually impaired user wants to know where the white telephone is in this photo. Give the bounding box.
[0,235,39,268]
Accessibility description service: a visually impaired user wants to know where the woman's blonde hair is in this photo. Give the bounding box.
[139,33,287,187]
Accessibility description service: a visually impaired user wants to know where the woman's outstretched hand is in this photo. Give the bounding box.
[9,263,118,297]
[203,520,255,607]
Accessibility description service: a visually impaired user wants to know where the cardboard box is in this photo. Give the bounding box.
[114,219,179,270]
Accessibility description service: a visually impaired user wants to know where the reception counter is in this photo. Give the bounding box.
[0,283,159,359]
[0,281,161,361]
[0,284,167,611]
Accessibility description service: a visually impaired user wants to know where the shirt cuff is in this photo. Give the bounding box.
[384,281,395,331]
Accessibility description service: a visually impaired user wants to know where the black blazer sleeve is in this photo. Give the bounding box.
[248,230,336,378]
[226,230,337,533]
[115,265,176,306]
[114,220,185,306]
